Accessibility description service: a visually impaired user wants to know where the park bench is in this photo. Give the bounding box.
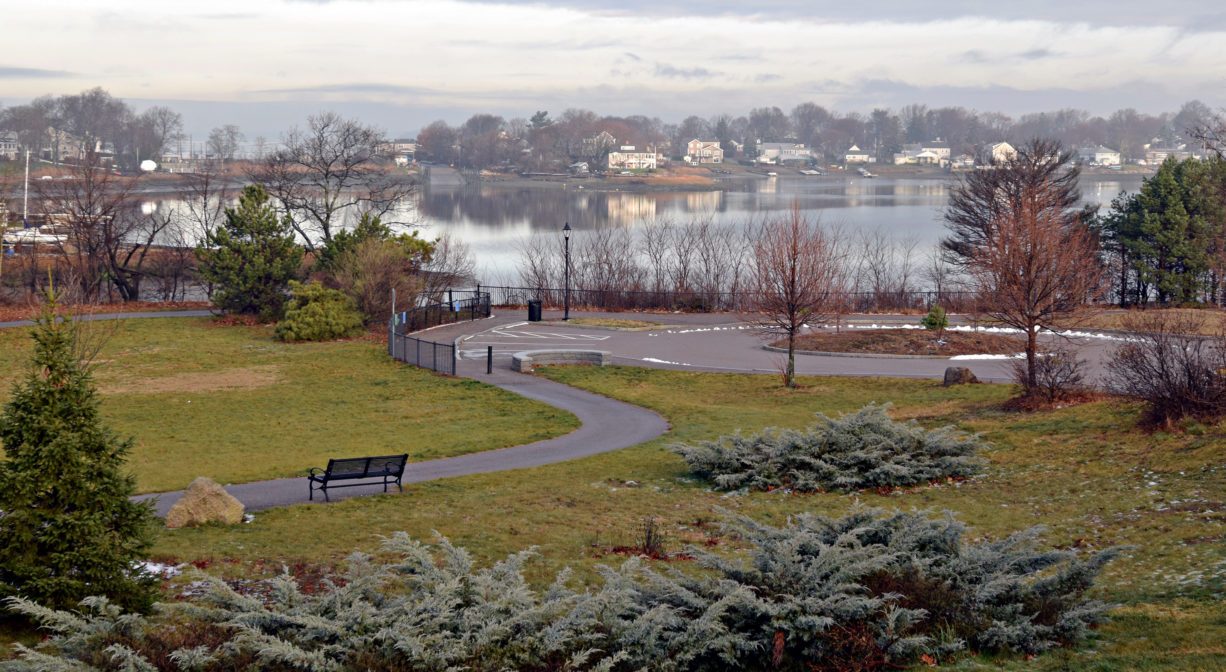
[307,454,408,502]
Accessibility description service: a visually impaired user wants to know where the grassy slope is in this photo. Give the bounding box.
[2,314,1222,668]
[0,318,579,492]
[149,367,1224,670]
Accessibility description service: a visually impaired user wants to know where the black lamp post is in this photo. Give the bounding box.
[562,222,571,321]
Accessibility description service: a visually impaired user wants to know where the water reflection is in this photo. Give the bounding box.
[39,173,1141,282]
[414,174,1144,279]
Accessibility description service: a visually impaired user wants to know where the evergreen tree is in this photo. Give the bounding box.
[195,183,303,321]
[1103,157,1226,305]
[0,288,157,612]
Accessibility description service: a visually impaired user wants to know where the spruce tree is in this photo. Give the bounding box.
[0,288,157,612]
[195,183,303,321]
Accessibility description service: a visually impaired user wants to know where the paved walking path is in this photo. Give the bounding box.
[3,307,1123,514]
[136,365,668,514]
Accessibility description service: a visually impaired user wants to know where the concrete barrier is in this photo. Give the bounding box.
[513,349,612,372]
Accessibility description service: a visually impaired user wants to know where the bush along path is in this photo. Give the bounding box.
[672,403,986,493]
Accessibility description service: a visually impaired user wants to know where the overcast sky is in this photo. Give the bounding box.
[3,0,1224,138]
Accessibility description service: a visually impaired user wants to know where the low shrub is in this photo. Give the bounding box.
[1106,312,1226,427]
[671,403,986,493]
[920,304,948,332]
[1011,343,1089,403]
[274,280,365,342]
[4,509,1118,672]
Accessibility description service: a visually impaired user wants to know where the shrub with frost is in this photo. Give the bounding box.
[672,403,986,493]
[3,508,1117,672]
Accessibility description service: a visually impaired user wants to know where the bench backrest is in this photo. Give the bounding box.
[325,454,408,478]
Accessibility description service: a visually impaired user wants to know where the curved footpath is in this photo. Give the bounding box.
[5,307,1118,514]
[135,311,671,514]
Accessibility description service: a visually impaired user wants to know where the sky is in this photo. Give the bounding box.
[2,0,1224,139]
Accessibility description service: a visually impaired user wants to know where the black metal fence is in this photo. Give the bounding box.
[478,284,980,314]
[399,291,492,331]
[387,329,456,375]
[387,291,491,375]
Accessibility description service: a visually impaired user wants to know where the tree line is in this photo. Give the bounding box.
[416,100,1222,170]
[0,87,253,170]
[3,86,1222,174]
[1,110,466,312]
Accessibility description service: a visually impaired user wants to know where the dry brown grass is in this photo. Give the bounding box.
[99,365,283,395]
[1076,307,1226,335]
[779,328,1028,356]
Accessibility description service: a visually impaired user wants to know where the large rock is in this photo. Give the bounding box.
[942,366,980,387]
[165,477,245,529]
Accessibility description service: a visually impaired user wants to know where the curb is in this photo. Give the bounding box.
[762,344,960,360]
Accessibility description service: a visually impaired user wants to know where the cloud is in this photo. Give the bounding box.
[442,0,1226,30]
[1019,48,1056,60]
[0,66,73,79]
[623,52,642,61]
[654,63,721,79]
[252,83,437,96]
[754,73,782,83]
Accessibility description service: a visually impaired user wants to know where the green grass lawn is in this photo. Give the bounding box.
[2,316,1223,668]
[147,366,1225,670]
[0,318,579,492]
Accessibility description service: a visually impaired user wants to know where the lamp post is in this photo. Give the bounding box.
[562,222,571,321]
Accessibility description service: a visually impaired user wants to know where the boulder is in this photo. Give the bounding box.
[942,366,980,387]
[165,477,245,529]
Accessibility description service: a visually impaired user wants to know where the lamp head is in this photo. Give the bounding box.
[563,222,571,239]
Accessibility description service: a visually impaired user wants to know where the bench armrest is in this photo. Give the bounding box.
[308,467,325,476]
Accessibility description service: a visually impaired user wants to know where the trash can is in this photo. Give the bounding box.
[527,299,542,322]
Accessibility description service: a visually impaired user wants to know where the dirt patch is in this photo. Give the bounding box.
[102,365,283,395]
[0,301,209,323]
[778,329,1029,356]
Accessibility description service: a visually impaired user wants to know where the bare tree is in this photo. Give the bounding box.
[254,111,414,252]
[33,153,172,301]
[943,138,1091,268]
[962,183,1107,393]
[749,206,847,388]
[206,124,244,162]
[421,233,475,301]
[1190,107,1226,157]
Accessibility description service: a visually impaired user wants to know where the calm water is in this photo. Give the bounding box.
[414,173,1145,282]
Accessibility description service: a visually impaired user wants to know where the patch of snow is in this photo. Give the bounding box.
[139,561,183,578]
[949,353,1025,360]
[642,357,691,366]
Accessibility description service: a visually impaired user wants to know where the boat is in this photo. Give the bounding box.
[2,224,69,246]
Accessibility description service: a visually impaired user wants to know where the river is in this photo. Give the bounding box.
[413,170,1145,282]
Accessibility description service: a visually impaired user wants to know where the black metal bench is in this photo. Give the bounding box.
[307,454,409,502]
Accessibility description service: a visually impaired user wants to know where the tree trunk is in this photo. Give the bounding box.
[787,330,796,389]
[1026,326,1038,392]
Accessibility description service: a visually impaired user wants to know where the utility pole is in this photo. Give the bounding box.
[23,150,30,226]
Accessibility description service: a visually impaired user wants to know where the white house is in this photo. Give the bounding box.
[844,144,870,163]
[0,131,19,160]
[607,145,658,170]
[760,142,811,164]
[1076,145,1121,166]
[987,142,1017,164]
[893,142,949,166]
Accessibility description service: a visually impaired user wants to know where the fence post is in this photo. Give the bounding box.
[416,338,421,367]
[487,345,493,374]
[433,343,438,372]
